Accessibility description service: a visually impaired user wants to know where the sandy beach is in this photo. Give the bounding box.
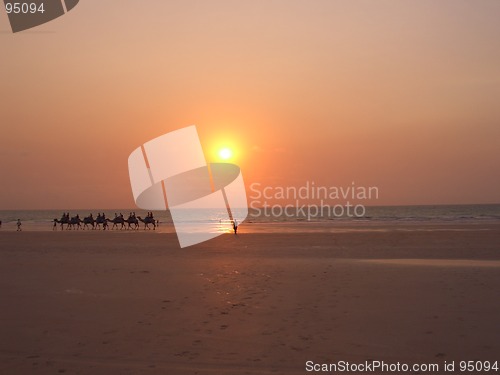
[1,223,499,374]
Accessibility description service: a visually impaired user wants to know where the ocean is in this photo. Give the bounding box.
[0,204,499,233]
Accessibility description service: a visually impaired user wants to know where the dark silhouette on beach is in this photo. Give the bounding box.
[52,212,157,231]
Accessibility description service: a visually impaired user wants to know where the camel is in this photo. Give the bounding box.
[53,214,81,230]
[53,217,69,230]
[94,215,108,230]
[106,217,126,230]
[125,216,139,230]
[82,216,95,230]
[137,216,157,230]
[67,216,83,230]
[108,216,139,230]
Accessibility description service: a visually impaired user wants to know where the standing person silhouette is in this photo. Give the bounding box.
[16,219,22,231]
[233,219,238,235]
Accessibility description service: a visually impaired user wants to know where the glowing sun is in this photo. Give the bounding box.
[218,148,233,160]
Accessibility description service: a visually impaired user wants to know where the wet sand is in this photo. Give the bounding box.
[0,224,499,374]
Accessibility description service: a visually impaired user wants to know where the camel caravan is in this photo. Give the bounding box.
[53,212,158,231]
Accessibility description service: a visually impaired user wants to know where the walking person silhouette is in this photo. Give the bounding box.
[233,219,238,235]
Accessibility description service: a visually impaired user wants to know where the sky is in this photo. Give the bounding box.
[1,0,500,209]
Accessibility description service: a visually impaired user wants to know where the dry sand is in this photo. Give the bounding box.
[1,224,499,374]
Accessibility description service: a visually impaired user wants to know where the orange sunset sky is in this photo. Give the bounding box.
[1,1,499,209]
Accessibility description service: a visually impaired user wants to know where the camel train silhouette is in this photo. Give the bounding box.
[53,212,158,231]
